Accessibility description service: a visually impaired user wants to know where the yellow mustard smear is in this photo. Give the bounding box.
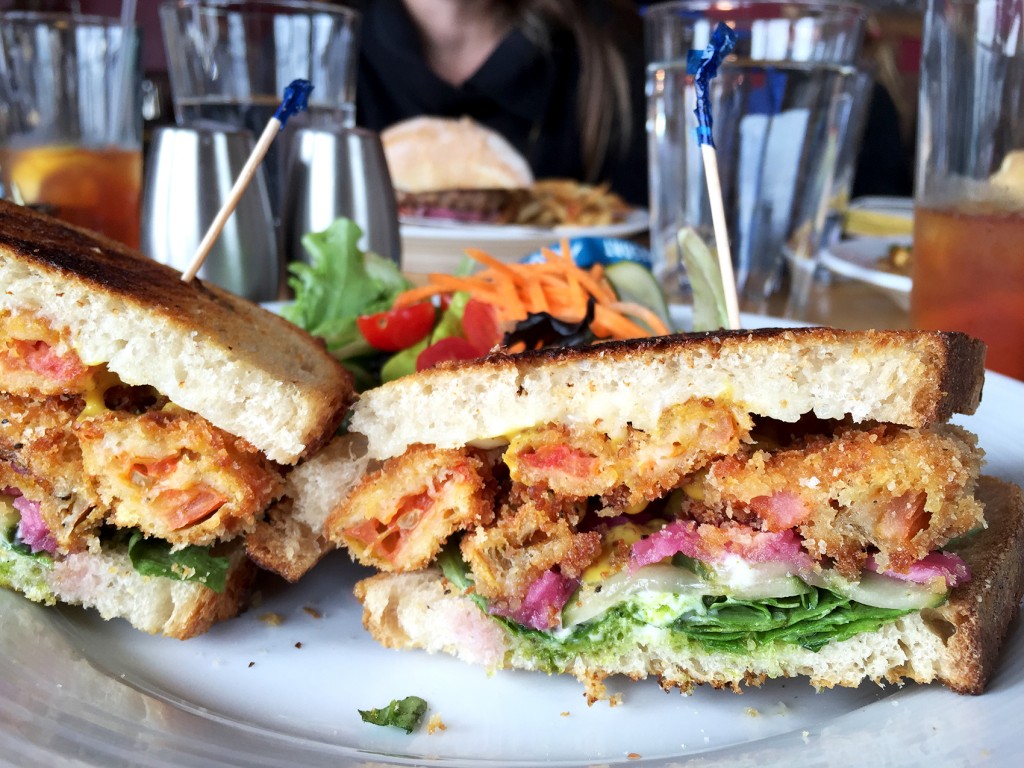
[78,365,122,419]
[582,519,663,584]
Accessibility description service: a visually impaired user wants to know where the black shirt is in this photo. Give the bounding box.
[355,0,649,206]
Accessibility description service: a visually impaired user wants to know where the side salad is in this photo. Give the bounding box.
[283,219,674,390]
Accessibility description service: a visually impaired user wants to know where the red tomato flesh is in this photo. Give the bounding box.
[416,337,480,371]
[357,302,436,351]
[462,298,503,354]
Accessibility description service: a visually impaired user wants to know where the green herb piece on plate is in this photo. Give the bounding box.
[358,695,429,734]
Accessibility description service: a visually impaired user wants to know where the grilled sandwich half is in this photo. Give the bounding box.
[0,200,354,638]
[327,327,1024,699]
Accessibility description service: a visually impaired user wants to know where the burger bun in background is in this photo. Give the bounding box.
[381,116,534,224]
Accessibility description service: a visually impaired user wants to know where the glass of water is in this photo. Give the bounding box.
[644,0,865,314]
[159,0,361,250]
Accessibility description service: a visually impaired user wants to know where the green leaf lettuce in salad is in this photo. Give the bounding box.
[283,219,412,388]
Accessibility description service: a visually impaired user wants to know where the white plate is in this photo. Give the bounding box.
[820,237,912,310]
[5,322,1024,767]
[400,208,649,273]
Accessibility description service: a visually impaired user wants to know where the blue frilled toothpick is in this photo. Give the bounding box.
[182,79,314,283]
[687,23,740,329]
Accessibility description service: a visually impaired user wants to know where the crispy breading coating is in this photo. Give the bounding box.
[0,310,93,396]
[461,489,600,610]
[0,393,103,550]
[505,398,752,513]
[76,406,283,548]
[703,424,985,575]
[327,444,495,571]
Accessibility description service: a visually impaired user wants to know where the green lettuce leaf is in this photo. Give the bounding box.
[358,696,428,733]
[669,590,912,652]
[283,218,411,387]
[126,532,230,593]
[444,534,915,668]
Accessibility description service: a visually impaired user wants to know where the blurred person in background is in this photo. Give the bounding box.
[353,0,649,206]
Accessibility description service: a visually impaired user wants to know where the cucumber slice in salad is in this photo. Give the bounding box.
[603,261,672,331]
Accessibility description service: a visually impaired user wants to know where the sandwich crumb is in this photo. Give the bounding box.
[609,693,623,707]
[294,642,303,649]
[427,714,447,734]
[259,612,284,626]
[627,753,642,760]
[801,730,810,744]
[560,711,571,717]
[247,661,255,668]
[745,707,760,717]
[303,606,323,619]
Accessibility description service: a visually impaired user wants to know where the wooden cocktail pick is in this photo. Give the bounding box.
[687,22,740,330]
[180,79,314,284]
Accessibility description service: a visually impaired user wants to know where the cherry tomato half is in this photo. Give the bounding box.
[416,337,480,371]
[462,298,503,355]
[357,302,436,351]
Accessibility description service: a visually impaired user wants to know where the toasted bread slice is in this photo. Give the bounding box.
[350,328,986,460]
[246,433,372,582]
[355,476,1024,699]
[0,540,257,640]
[0,199,352,464]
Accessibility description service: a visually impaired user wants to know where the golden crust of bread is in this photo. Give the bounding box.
[351,327,986,461]
[493,327,986,426]
[0,199,353,463]
[245,499,332,583]
[933,477,1024,693]
[354,476,1024,696]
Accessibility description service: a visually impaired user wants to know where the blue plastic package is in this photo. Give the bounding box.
[520,237,652,269]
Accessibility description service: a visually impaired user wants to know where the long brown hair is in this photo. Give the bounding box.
[511,0,641,183]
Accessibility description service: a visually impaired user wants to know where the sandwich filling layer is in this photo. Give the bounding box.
[0,309,283,622]
[331,397,985,669]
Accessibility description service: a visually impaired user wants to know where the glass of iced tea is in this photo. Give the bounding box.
[0,12,142,248]
[912,0,1024,380]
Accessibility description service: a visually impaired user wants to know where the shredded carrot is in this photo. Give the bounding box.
[607,301,671,336]
[392,242,667,342]
[591,304,652,339]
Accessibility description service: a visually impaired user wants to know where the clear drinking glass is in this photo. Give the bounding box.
[912,0,1024,380]
[159,0,361,241]
[644,0,865,313]
[0,11,143,248]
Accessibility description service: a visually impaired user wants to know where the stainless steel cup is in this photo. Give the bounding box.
[282,126,401,265]
[141,124,281,301]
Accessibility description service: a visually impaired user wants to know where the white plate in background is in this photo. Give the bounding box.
[400,208,649,274]
[4,321,1024,768]
[820,237,912,310]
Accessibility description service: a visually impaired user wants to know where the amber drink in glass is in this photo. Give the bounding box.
[912,0,1024,379]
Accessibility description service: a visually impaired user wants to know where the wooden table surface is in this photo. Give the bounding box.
[766,275,910,331]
